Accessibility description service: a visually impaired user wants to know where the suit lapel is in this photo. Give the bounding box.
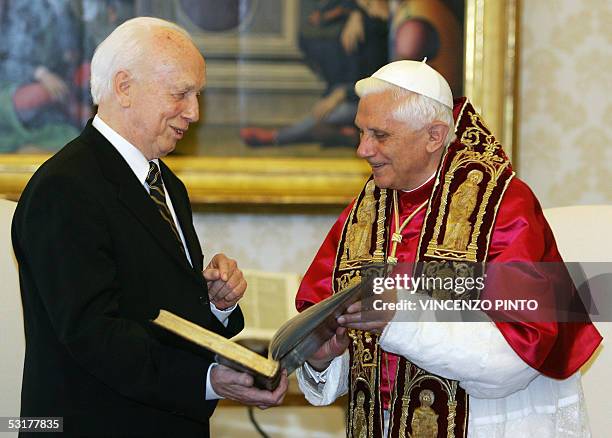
[84,123,195,274]
[159,160,204,272]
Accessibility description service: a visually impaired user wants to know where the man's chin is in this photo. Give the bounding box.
[157,142,177,158]
[371,175,390,190]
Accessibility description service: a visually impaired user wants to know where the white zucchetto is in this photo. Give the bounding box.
[355,59,454,109]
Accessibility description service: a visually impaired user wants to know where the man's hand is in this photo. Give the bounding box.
[211,365,288,409]
[203,253,246,310]
[307,325,350,371]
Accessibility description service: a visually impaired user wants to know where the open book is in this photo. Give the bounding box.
[151,274,371,390]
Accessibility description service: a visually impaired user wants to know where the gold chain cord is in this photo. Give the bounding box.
[388,191,428,263]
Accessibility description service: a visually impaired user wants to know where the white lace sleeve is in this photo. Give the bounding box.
[296,351,350,405]
[468,373,590,438]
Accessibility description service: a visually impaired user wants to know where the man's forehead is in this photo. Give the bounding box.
[146,28,203,61]
[150,28,189,46]
[362,89,398,105]
[356,92,400,124]
[145,38,205,82]
[172,78,206,91]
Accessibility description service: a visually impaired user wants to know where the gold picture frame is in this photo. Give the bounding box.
[0,0,518,206]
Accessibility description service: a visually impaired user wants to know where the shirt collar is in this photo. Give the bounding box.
[402,172,436,193]
[396,171,437,209]
[92,114,158,186]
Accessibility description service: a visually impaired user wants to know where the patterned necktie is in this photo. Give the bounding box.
[145,161,186,256]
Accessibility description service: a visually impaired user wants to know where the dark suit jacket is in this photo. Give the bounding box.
[12,122,244,437]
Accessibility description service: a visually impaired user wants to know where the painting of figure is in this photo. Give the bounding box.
[239,0,464,153]
[0,0,134,153]
[0,0,464,156]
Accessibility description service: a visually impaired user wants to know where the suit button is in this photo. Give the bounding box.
[199,295,209,305]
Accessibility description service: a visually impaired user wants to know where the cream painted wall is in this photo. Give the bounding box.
[193,212,339,273]
[517,0,612,207]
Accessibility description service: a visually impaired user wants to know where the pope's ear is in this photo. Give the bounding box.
[426,122,449,153]
[114,70,132,107]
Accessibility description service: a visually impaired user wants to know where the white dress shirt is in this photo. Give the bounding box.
[92,114,233,400]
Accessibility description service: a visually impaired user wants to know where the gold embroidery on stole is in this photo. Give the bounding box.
[396,364,463,438]
[442,169,483,251]
[411,390,438,438]
[345,181,377,260]
[347,330,379,438]
[334,180,389,438]
[426,111,512,263]
[352,391,369,438]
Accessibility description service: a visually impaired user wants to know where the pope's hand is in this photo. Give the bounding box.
[306,325,350,372]
[211,365,288,409]
[337,295,396,334]
[203,253,246,310]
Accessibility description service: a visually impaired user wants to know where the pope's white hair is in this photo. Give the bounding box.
[357,78,456,147]
[90,17,192,105]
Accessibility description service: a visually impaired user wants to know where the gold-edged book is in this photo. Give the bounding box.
[151,271,376,390]
[153,309,282,388]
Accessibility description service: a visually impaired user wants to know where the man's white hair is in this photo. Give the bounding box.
[90,17,191,105]
[357,78,457,147]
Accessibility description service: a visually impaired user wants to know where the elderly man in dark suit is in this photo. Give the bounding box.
[12,17,287,437]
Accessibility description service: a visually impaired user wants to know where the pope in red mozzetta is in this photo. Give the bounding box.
[294,60,601,437]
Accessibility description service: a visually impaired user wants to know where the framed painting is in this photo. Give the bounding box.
[0,0,518,205]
